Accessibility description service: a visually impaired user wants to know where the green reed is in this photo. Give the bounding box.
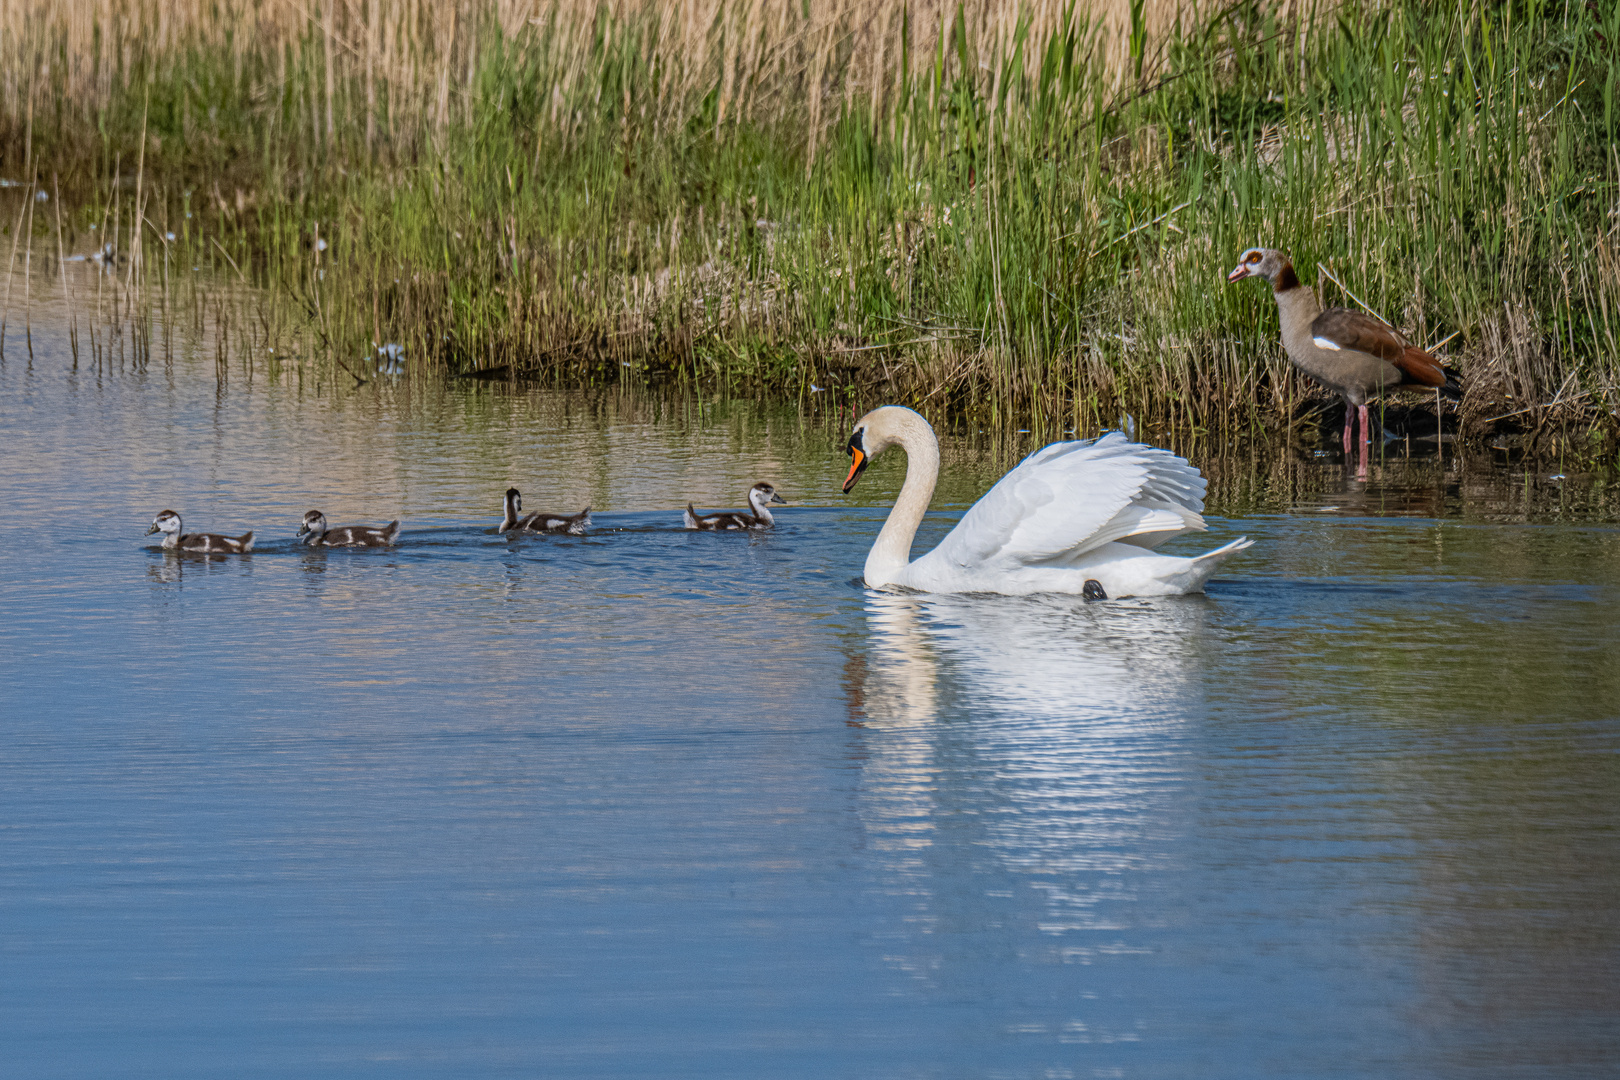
[5,0,1619,450]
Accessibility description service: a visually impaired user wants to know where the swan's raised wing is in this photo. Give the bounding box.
[926,433,1208,570]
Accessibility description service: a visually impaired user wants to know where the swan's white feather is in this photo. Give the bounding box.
[1084,501,1204,551]
[927,433,1207,570]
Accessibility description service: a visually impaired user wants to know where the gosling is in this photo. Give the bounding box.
[499,488,591,535]
[684,482,787,530]
[145,510,254,553]
[297,511,401,548]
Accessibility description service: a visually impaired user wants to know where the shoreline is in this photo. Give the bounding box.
[2,1,1616,464]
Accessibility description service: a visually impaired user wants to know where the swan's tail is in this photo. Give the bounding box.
[1173,536,1251,593]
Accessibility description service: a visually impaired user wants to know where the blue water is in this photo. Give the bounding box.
[2,322,1618,1078]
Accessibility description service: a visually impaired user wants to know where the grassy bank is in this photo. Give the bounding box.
[3,0,1619,453]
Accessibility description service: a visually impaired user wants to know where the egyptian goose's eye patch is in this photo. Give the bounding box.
[1247,251,1262,264]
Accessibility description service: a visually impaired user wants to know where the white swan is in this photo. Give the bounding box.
[840,406,1251,597]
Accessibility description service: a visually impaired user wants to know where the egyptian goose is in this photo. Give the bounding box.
[841,406,1250,597]
[145,510,254,553]
[499,488,591,535]
[297,511,401,547]
[1227,248,1460,473]
[684,483,787,530]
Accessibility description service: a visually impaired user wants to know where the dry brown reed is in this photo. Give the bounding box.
[0,0,1194,157]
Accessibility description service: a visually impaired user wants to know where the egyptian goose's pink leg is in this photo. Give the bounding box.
[1356,403,1372,477]
[1343,407,1354,454]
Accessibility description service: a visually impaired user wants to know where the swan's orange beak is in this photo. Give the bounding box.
[842,446,867,494]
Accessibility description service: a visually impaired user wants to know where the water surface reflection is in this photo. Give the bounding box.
[2,312,1617,1078]
[843,584,1619,1073]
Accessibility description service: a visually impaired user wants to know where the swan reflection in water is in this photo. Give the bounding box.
[847,591,1215,979]
[850,590,1212,730]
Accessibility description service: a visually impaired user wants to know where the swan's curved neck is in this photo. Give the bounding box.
[866,419,939,587]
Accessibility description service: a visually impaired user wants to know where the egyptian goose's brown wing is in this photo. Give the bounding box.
[1310,307,1409,360]
[1311,307,1460,394]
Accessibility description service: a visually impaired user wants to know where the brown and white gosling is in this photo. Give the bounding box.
[297,511,401,548]
[499,488,591,535]
[145,510,254,553]
[684,482,787,530]
[1227,247,1460,474]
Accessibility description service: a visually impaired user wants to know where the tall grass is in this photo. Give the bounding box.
[3,0,1618,449]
